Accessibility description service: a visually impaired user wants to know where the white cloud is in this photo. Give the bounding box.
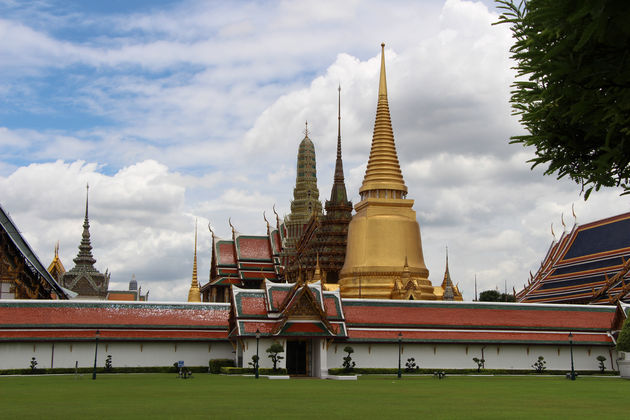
[0,0,628,302]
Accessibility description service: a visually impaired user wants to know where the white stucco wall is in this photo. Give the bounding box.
[0,341,233,370]
[326,342,618,372]
[0,339,619,373]
[240,338,287,370]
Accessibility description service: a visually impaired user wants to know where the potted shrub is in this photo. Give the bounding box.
[617,317,630,379]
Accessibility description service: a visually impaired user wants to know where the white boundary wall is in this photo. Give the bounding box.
[0,341,233,370]
[0,339,620,373]
[326,342,619,372]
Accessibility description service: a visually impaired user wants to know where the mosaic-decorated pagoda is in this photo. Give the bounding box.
[309,87,353,285]
[518,212,630,305]
[288,87,353,286]
[60,185,110,299]
[339,44,438,300]
[280,123,323,281]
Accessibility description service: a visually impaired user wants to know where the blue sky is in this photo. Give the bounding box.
[1,0,627,301]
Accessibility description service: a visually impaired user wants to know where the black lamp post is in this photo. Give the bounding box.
[92,329,100,380]
[255,329,261,379]
[568,332,576,380]
[397,332,402,379]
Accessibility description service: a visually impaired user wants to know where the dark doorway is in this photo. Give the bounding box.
[286,340,308,375]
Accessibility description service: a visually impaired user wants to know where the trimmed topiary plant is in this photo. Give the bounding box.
[532,356,546,373]
[29,357,38,373]
[342,346,356,372]
[472,357,485,373]
[405,357,419,372]
[266,342,284,371]
[596,355,606,373]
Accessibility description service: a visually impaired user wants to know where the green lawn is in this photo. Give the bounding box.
[0,374,627,419]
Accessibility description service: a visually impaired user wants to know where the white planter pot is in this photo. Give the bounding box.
[619,352,630,379]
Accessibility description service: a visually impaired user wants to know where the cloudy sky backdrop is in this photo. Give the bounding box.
[1,0,627,301]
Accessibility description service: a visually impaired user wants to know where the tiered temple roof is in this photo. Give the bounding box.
[517,212,630,304]
[201,217,284,302]
[0,203,67,299]
[230,279,347,338]
[60,186,110,299]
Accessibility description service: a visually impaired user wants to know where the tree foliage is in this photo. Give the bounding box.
[479,290,515,302]
[495,0,630,199]
[617,317,630,352]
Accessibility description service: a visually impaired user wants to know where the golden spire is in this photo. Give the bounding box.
[359,43,407,197]
[188,219,201,302]
[312,254,322,283]
[47,240,66,281]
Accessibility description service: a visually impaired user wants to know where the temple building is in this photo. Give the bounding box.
[201,216,284,302]
[282,87,353,287]
[106,275,148,301]
[47,242,66,284]
[280,123,323,281]
[59,185,110,299]
[0,202,67,299]
[339,44,437,300]
[517,211,630,305]
[300,87,353,286]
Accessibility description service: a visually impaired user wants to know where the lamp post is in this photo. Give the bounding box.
[568,332,576,380]
[397,332,402,379]
[92,329,100,380]
[255,329,261,379]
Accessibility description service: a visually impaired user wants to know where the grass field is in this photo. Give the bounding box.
[0,374,627,419]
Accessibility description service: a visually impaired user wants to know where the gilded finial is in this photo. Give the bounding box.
[561,213,566,231]
[550,223,556,240]
[304,121,309,137]
[379,43,387,97]
[188,219,201,302]
[229,218,235,236]
[313,254,322,283]
[572,203,577,224]
[85,183,89,219]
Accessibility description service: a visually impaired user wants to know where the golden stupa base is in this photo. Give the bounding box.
[339,272,438,300]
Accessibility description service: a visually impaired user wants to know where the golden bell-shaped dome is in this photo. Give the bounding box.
[339,44,437,300]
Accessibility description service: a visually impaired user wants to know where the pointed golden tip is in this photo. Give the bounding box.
[378,42,387,97]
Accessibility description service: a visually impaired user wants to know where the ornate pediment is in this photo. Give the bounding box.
[287,290,321,319]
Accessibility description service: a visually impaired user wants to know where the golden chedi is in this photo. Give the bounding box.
[339,44,437,300]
